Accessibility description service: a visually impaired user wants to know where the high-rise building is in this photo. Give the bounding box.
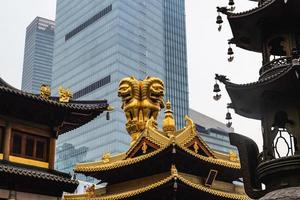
[21,17,55,93]
[189,108,237,154]
[52,0,188,174]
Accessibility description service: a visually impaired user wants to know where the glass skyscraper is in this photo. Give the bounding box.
[52,0,188,175]
[21,17,55,94]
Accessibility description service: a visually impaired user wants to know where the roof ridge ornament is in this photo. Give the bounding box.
[118,76,165,145]
[58,86,73,103]
[163,100,176,136]
[40,84,51,99]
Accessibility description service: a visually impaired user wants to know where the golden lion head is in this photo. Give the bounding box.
[118,76,139,103]
[142,77,165,108]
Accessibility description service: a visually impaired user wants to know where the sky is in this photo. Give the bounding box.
[0,0,263,149]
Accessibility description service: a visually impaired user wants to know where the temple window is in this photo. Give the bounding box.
[11,130,49,162]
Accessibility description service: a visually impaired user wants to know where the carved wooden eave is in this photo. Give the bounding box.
[222,0,300,53]
[65,165,249,200]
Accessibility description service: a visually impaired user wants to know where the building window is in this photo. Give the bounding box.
[11,131,49,162]
[65,4,112,41]
[73,75,111,99]
[0,128,3,153]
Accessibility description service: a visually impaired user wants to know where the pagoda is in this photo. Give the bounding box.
[64,76,248,200]
[0,78,109,199]
[215,0,300,198]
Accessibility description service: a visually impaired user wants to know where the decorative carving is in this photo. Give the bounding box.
[85,184,95,198]
[40,84,51,99]
[171,164,178,176]
[58,86,72,103]
[102,152,110,163]
[193,142,199,154]
[142,141,148,154]
[229,151,238,162]
[118,76,165,145]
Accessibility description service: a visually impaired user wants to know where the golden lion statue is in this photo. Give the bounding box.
[141,77,165,123]
[118,76,165,145]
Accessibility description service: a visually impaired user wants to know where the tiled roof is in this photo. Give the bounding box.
[0,161,78,185]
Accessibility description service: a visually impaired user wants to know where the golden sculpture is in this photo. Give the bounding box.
[193,142,199,154]
[229,151,238,162]
[58,86,73,103]
[85,184,95,198]
[162,100,176,135]
[102,152,111,163]
[118,76,165,145]
[40,84,51,99]
[142,142,148,154]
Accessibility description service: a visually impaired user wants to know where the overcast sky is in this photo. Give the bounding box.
[0,0,263,148]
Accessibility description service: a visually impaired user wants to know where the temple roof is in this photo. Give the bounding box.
[75,116,241,184]
[221,0,300,52]
[64,166,248,200]
[216,64,300,119]
[0,78,109,135]
[0,160,78,196]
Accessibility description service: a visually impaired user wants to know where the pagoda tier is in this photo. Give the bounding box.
[65,167,247,200]
[216,63,300,120]
[75,117,241,184]
[0,78,109,135]
[222,0,300,54]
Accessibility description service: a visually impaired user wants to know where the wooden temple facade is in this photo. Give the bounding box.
[64,77,249,200]
[0,78,109,199]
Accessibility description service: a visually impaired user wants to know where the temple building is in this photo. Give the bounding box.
[215,0,300,198]
[64,77,248,200]
[0,78,109,199]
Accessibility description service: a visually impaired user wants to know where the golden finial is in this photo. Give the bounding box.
[102,152,110,163]
[171,164,178,176]
[142,141,148,154]
[163,100,176,136]
[107,105,114,111]
[229,151,238,162]
[40,84,51,99]
[85,184,95,198]
[193,141,199,154]
[58,86,72,103]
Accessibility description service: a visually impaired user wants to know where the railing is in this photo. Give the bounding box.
[259,56,292,76]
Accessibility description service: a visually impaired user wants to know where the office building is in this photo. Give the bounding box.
[21,17,55,93]
[52,0,188,174]
[189,108,237,154]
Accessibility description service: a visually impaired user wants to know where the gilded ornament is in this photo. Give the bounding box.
[171,164,178,176]
[118,76,165,145]
[40,84,51,99]
[58,86,73,103]
[193,141,199,154]
[229,151,238,162]
[102,152,111,163]
[142,141,148,154]
[163,100,176,136]
[85,184,95,198]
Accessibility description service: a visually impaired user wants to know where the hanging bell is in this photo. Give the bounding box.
[227,47,234,56]
[216,14,223,31]
[226,111,232,120]
[213,83,221,93]
[228,0,235,6]
[227,46,234,62]
[173,180,178,190]
[106,112,110,120]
